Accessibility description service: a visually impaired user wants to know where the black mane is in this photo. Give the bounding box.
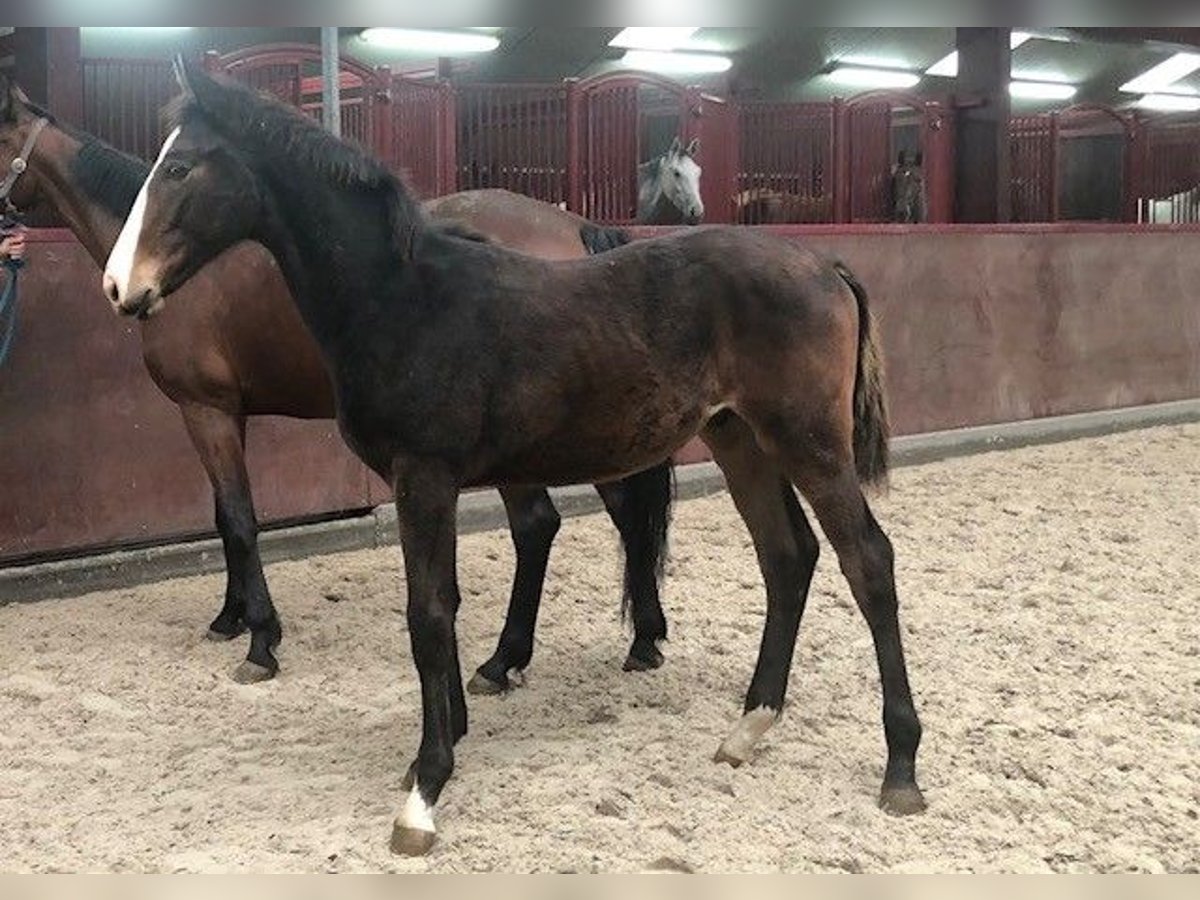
[166,73,425,223]
[23,98,150,219]
[71,138,151,220]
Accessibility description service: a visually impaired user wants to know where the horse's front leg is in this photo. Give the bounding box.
[389,460,466,856]
[179,403,282,682]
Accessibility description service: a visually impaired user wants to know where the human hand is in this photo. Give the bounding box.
[0,231,25,261]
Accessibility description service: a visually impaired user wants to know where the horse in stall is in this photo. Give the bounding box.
[733,186,834,224]
[890,150,927,224]
[106,59,926,854]
[636,136,704,224]
[0,76,673,690]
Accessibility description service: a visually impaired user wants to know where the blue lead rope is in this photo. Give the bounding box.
[0,257,24,367]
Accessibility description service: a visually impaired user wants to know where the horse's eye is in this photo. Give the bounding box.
[162,161,191,181]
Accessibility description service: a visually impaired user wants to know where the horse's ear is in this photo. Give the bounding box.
[914,151,923,166]
[685,138,700,157]
[896,150,906,165]
[668,135,682,156]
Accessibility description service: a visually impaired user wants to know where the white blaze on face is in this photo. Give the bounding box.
[104,126,182,303]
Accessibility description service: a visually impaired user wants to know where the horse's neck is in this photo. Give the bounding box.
[636,162,662,223]
[28,127,126,267]
[255,171,411,360]
[638,189,679,226]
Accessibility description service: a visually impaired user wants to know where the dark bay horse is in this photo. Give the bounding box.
[0,77,672,688]
[890,150,927,224]
[107,61,926,854]
[637,137,704,225]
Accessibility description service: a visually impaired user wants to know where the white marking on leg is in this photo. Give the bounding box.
[716,705,778,765]
[104,126,181,303]
[400,779,436,834]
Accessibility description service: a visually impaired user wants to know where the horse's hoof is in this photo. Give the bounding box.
[879,783,927,816]
[205,621,245,641]
[713,745,748,768]
[466,671,507,695]
[713,707,776,768]
[622,645,664,672]
[232,660,277,684]
[390,823,436,857]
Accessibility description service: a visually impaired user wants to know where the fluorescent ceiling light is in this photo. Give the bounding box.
[610,27,699,51]
[828,66,920,89]
[359,28,500,54]
[1136,93,1200,111]
[926,30,1033,78]
[1120,52,1200,94]
[1009,80,1077,100]
[838,55,912,71]
[88,27,192,33]
[621,50,732,74]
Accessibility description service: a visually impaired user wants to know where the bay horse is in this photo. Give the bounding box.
[0,76,672,689]
[733,187,834,224]
[637,136,704,225]
[106,60,925,854]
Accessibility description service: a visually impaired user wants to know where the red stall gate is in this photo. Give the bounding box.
[692,91,738,226]
[379,73,456,200]
[573,72,700,225]
[1135,115,1200,223]
[455,83,570,205]
[81,56,176,161]
[1010,113,1057,222]
[842,92,956,224]
[735,93,954,225]
[736,101,835,224]
[1009,105,1136,222]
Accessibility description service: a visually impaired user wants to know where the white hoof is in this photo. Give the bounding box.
[714,706,778,766]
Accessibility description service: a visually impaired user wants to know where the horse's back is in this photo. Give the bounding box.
[424,189,588,260]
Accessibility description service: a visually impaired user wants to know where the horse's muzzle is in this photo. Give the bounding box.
[104,274,164,320]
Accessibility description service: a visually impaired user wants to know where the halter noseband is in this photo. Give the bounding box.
[0,116,49,216]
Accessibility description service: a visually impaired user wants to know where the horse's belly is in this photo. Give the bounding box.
[470,400,707,487]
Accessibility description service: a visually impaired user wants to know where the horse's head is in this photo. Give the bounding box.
[103,58,263,319]
[643,136,704,225]
[0,73,52,216]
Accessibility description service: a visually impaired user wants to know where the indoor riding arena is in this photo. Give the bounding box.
[1,27,1198,875]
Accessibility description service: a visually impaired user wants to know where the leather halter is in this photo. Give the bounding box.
[0,117,49,216]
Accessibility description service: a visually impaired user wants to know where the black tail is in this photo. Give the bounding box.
[616,463,674,628]
[833,261,890,487]
[579,223,632,255]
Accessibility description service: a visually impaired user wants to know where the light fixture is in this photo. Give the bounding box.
[926,30,1033,78]
[621,50,732,74]
[827,66,920,89]
[1009,80,1077,100]
[88,27,192,33]
[1136,93,1200,112]
[610,28,699,51]
[1120,52,1200,94]
[359,28,500,55]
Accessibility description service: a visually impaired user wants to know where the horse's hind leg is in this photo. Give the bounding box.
[180,404,282,684]
[595,462,673,672]
[780,433,925,815]
[467,485,560,695]
[702,412,820,766]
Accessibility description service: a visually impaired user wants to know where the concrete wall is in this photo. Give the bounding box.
[2,224,1198,563]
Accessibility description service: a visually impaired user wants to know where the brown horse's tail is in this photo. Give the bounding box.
[834,261,890,488]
